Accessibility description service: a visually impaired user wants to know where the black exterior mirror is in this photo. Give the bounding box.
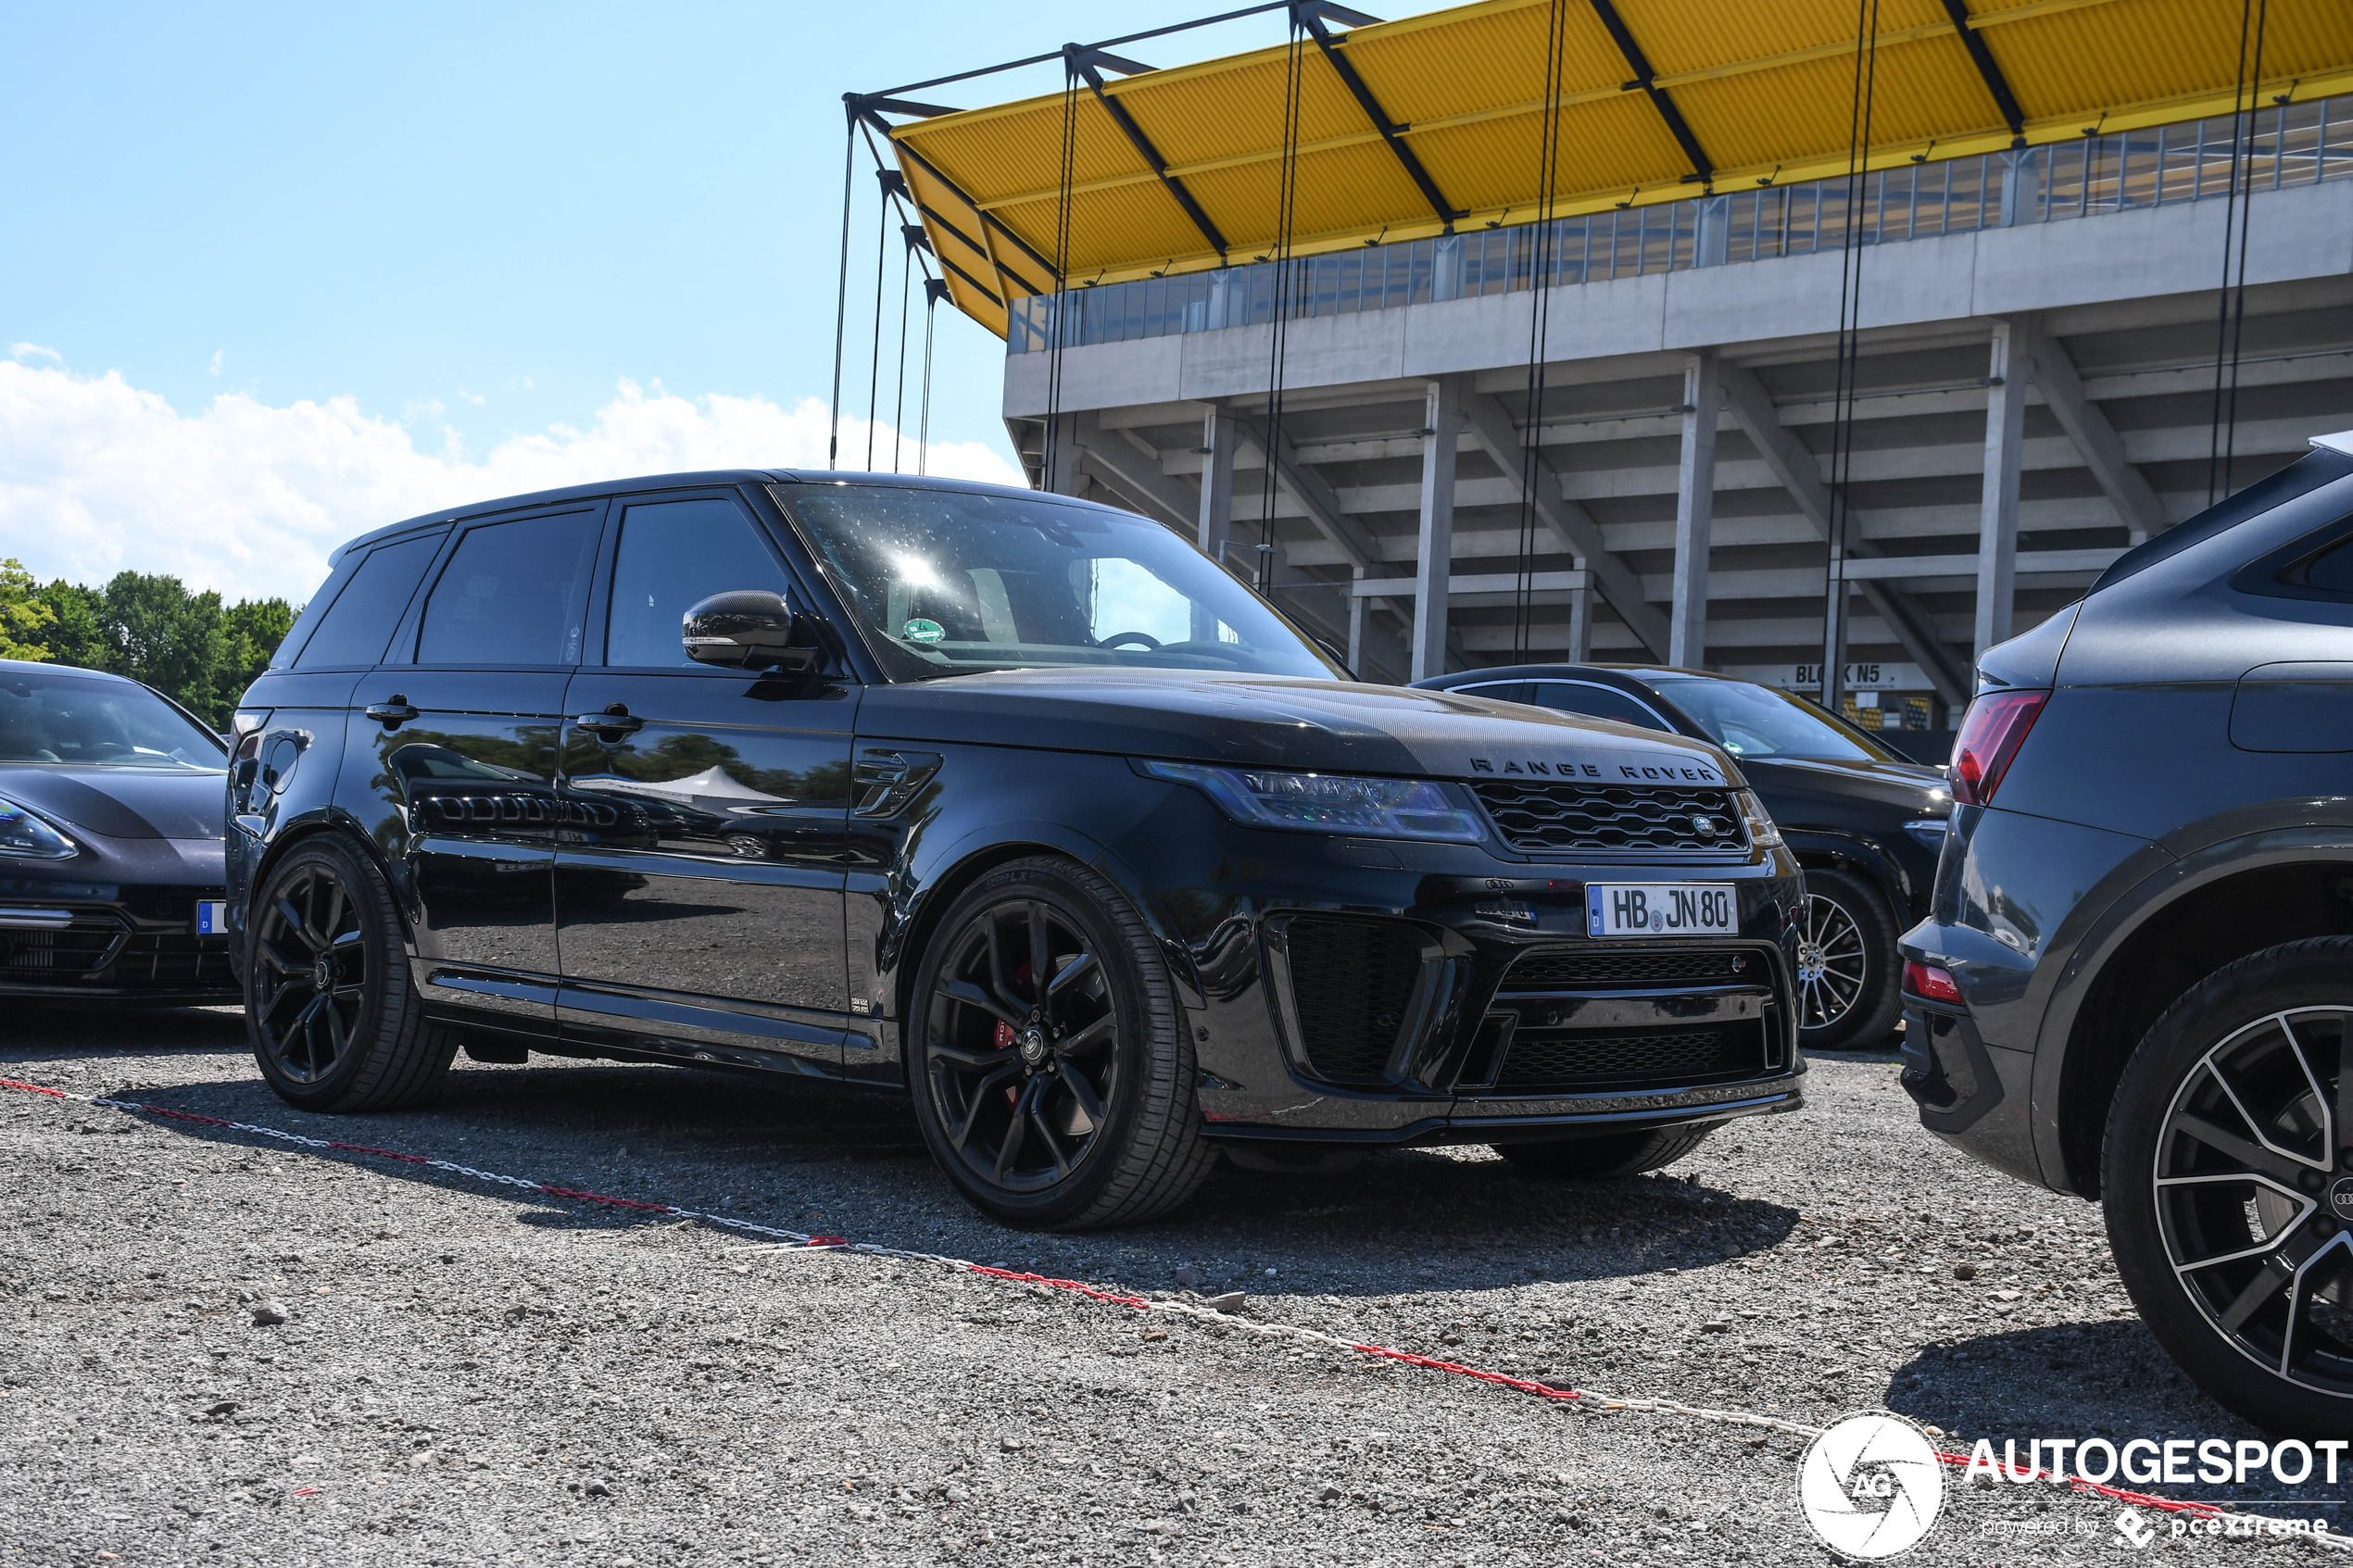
[682,589,817,672]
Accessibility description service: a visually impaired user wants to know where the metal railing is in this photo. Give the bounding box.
[1008,93,2352,354]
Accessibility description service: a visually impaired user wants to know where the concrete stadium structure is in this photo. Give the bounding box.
[872,0,2353,727]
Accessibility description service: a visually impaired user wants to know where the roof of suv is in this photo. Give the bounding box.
[327,469,1076,566]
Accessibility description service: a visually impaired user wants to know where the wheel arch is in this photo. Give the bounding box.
[1784,832,1906,915]
[2047,846,2353,1199]
[245,813,419,956]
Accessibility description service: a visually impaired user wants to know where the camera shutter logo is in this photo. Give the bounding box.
[1796,1411,1945,1560]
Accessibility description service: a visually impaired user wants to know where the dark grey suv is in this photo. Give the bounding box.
[1899,433,2353,1436]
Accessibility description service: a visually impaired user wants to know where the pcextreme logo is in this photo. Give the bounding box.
[1797,1411,1946,1560]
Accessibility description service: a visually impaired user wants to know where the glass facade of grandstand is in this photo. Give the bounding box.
[1007,94,2352,354]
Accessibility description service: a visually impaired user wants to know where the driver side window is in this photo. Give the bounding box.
[605,498,792,669]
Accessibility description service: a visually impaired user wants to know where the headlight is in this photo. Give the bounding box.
[1733,790,1783,849]
[1137,759,1486,843]
[0,796,79,859]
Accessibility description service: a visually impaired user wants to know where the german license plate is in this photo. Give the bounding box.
[1587,884,1735,937]
[195,900,228,936]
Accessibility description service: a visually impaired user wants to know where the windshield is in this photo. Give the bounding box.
[778,484,1340,681]
[1651,677,1895,762]
[0,672,226,770]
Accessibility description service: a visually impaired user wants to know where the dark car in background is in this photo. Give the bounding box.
[226,470,1808,1229]
[0,659,235,1002]
[1899,433,2353,1436]
[1416,665,1948,1051]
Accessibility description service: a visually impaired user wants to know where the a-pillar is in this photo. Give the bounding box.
[1669,353,1719,669]
[1411,377,1465,682]
[1976,321,2026,663]
[1194,408,1239,642]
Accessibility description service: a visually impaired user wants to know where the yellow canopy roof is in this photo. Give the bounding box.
[887,0,2353,337]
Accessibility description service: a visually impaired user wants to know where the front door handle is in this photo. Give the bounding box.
[364,697,419,726]
[572,705,645,738]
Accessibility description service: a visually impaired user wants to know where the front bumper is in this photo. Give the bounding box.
[2,838,237,1004]
[1114,793,1808,1148]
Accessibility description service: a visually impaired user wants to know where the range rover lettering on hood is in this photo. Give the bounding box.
[1467,755,1724,784]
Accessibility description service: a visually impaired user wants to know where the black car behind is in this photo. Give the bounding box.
[1900,432,2353,1436]
[0,659,236,1002]
[1416,664,1949,1050]
[227,470,1809,1229]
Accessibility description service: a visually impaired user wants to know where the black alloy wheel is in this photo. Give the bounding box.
[2107,939,2353,1436]
[245,836,457,1113]
[251,858,367,1084]
[1792,867,1902,1051]
[908,858,1214,1229]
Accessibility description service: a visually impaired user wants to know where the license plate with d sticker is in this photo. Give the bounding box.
[1587,884,1735,937]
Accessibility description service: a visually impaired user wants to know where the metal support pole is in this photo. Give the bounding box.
[1196,408,1240,642]
[1347,566,1369,672]
[1412,378,1465,682]
[1669,353,1719,669]
[1976,320,2027,663]
[1566,574,1593,662]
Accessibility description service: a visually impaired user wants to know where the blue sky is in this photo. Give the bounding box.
[3,1,1452,475]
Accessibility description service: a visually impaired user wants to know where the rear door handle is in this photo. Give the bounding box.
[364,699,419,725]
[572,707,645,738]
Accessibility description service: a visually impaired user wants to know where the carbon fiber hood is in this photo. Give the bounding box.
[0,765,227,841]
[856,670,1740,785]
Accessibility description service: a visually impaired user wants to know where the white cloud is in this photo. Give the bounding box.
[208,349,223,376]
[458,388,485,406]
[10,343,62,364]
[0,363,1024,604]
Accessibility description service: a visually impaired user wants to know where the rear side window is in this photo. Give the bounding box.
[1526,681,1673,732]
[293,534,443,669]
[604,497,790,668]
[417,510,602,666]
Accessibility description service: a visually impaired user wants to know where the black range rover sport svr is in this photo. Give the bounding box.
[228,471,1806,1228]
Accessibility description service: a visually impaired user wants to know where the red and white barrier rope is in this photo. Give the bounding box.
[5,1074,2334,1546]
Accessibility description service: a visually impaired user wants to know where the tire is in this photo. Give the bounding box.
[2102,937,2353,1437]
[905,856,1214,1230]
[1493,1123,1716,1178]
[1793,867,1902,1051]
[245,835,458,1113]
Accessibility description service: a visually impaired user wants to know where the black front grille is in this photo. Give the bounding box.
[1282,917,1425,1085]
[1,917,232,991]
[1471,782,1743,855]
[1492,1026,1759,1092]
[1502,947,1755,989]
[2,925,121,979]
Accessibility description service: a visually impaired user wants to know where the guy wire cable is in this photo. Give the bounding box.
[1255,7,1308,597]
[2208,0,2270,505]
[1820,0,1882,721]
[892,221,920,473]
[865,166,893,472]
[1513,0,1569,664]
[919,278,947,476]
[1041,57,1080,493]
[828,104,860,470]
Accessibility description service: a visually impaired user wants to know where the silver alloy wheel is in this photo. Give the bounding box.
[1793,892,1868,1031]
[2153,1007,2353,1398]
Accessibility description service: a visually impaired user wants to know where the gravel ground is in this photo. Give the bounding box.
[4,1006,2342,1567]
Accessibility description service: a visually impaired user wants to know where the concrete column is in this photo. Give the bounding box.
[1976,320,2027,662]
[1192,409,1239,642]
[1693,196,1730,267]
[1347,567,1369,673]
[1411,377,1465,682]
[1566,571,1593,663]
[1040,414,1079,496]
[1669,353,1719,669]
[1998,149,2043,228]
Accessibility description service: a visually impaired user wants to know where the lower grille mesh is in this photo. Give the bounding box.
[1492,1027,1757,1092]
[1283,917,1424,1085]
[1502,947,1754,989]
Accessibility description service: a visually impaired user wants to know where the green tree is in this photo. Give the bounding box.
[99,571,228,720]
[0,559,57,660]
[32,580,107,671]
[216,596,296,717]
